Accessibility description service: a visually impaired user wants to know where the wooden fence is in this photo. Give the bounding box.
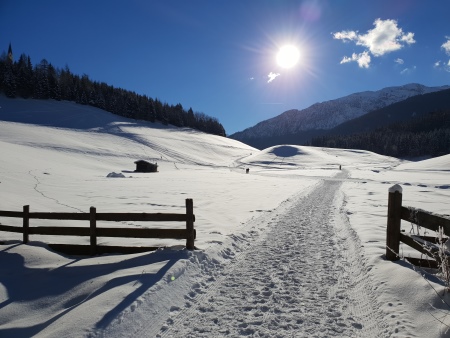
[0,198,195,255]
[386,185,450,268]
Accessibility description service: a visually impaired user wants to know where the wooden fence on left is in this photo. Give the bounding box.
[0,198,195,255]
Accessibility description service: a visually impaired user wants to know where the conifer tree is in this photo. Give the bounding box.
[0,44,227,137]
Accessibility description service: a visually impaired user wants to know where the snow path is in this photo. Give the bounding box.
[148,172,388,337]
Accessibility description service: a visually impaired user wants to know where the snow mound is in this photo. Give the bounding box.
[388,184,403,193]
[395,154,450,171]
[268,145,305,157]
[239,144,399,171]
[241,145,325,168]
[107,172,126,178]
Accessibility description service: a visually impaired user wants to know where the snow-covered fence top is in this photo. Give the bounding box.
[0,199,196,255]
[386,187,450,268]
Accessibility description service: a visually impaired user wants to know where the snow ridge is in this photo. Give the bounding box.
[231,83,449,140]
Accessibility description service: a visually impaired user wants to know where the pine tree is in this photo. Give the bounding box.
[147,99,156,122]
[2,43,16,97]
[187,108,195,128]
[3,62,16,97]
[16,54,34,98]
[0,45,226,137]
[47,63,61,100]
[35,59,50,99]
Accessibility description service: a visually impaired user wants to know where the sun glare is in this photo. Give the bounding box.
[276,45,300,69]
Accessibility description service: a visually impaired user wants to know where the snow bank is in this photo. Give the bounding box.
[1,96,450,338]
[107,172,126,178]
[395,154,450,171]
[388,184,403,193]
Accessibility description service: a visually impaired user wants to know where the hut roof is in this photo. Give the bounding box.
[134,160,157,165]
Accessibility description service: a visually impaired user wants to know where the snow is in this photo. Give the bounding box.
[389,184,403,193]
[231,83,450,139]
[1,96,450,337]
[107,172,126,178]
[395,154,450,172]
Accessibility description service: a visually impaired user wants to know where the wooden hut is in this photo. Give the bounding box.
[134,160,158,173]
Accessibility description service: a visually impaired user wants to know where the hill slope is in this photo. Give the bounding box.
[0,96,254,169]
[1,97,450,338]
[326,88,450,136]
[230,83,449,149]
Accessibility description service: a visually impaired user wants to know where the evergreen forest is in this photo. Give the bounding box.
[310,110,450,158]
[0,44,226,136]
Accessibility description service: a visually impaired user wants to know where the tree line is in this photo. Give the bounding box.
[310,110,450,158]
[0,44,226,136]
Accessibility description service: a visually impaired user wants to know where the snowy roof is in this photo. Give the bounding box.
[134,160,156,165]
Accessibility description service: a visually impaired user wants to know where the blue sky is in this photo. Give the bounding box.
[1,0,449,135]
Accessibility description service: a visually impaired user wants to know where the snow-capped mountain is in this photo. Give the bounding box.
[230,83,449,143]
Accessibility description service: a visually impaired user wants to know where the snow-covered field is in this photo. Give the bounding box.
[1,96,450,337]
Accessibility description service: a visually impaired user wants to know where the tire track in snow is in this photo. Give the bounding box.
[157,173,389,337]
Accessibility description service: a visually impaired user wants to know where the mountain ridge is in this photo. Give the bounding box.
[229,83,450,148]
[325,88,450,136]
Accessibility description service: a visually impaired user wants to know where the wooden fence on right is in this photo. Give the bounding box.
[386,185,450,268]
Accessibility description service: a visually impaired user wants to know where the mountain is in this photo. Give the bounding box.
[325,88,450,136]
[229,83,450,149]
[311,109,450,158]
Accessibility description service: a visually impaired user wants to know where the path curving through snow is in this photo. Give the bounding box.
[151,172,389,337]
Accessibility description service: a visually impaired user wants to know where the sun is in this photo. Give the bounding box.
[276,45,300,69]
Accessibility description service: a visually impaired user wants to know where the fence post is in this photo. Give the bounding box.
[90,207,97,256]
[186,199,195,250]
[23,205,30,244]
[386,185,403,261]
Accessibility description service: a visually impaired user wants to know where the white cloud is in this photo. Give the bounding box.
[356,19,415,56]
[442,37,450,55]
[433,59,450,72]
[333,18,415,68]
[333,30,358,42]
[400,66,416,75]
[340,51,371,68]
[267,72,280,83]
[400,32,415,45]
[395,58,404,64]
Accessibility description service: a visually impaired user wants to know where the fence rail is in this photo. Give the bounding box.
[0,198,196,255]
[0,211,189,222]
[386,185,450,268]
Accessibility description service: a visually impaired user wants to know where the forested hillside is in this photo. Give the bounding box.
[310,110,450,158]
[229,83,449,149]
[0,44,225,136]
